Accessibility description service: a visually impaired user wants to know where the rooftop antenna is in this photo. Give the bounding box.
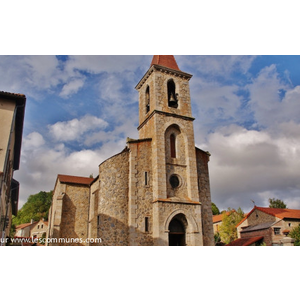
[251,200,259,217]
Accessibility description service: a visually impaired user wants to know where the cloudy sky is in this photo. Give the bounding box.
[1,55,300,213]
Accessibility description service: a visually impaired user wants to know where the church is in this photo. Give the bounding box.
[46,55,214,246]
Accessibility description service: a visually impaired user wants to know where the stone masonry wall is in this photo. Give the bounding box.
[196,148,214,246]
[128,139,153,245]
[240,228,273,246]
[153,201,202,246]
[46,180,66,244]
[247,209,276,227]
[88,178,100,245]
[59,184,90,246]
[138,67,193,127]
[97,149,129,246]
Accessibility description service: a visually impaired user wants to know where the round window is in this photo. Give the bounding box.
[169,175,180,188]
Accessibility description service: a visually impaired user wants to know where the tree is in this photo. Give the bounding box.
[289,224,300,246]
[13,191,53,226]
[211,202,220,215]
[269,198,287,209]
[219,207,244,244]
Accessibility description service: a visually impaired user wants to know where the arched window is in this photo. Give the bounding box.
[145,86,150,114]
[170,134,176,158]
[167,79,178,108]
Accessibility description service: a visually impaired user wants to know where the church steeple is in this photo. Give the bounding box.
[136,55,193,132]
[135,55,199,205]
[150,55,180,71]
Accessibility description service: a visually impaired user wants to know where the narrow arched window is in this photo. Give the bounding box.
[167,79,178,108]
[145,86,150,114]
[170,134,176,158]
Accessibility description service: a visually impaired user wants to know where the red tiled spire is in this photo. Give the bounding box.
[150,55,180,71]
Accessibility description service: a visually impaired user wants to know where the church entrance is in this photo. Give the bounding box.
[168,215,186,246]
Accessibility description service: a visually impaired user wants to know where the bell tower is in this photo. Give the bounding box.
[135,55,208,245]
[136,55,199,202]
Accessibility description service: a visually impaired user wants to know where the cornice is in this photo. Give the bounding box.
[137,109,195,131]
[135,65,192,90]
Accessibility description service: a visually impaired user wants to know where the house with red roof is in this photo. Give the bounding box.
[212,211,233,234]
[15,220,37,237]
[232,206,300,246]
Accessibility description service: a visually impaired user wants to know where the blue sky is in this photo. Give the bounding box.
[1,55,300,213]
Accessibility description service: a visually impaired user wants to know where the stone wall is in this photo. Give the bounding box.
[196,148,214,246]
[137,66,193,127]
[46,180,65,244]
[153,200,202,246]
[96,149,130,245]
[240,228,273,246]
[88,177,100,245]
[47,180,90,246]
[128,139,153,245]
[60,184,90,246]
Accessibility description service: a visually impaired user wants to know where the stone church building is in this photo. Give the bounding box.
[46,55,214,246]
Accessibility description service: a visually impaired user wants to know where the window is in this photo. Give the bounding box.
[274,228,281,235]
[145,217,149,232]
[41,224,43,229]
[145,172,149,186]
[170,134,176,158]
[170,174,180,188]
[145,86,150,114]
[97,215,100,226]
[167,79,178,108]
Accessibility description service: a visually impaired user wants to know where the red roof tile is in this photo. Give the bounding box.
[212,210,237,223]
[0,91,26,98]
[151,55,180,71]
[256,206,300,219]
[57,174,94,186]
[226,236,264,246]
[15,222,37,229]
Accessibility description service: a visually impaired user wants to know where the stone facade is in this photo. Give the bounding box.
[237,206,300,245]
[47,56,214,246]
[46,175,93,246]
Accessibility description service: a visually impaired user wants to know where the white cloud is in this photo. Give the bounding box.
[59,77,85,98]
[48,114,108,142]
[64,55,147,74]
[247,64,300,128]
[200,124,300,211]
[178,55,256,76]
[16,134,118,208]
[22,132,45,150]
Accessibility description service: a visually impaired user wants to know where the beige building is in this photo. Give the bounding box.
[0,91,26,245]
[47,55,214,246]
[15,220,38,237]
[30,219,48,239]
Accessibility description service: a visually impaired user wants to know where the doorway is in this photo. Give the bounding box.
[168,217,186,246]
